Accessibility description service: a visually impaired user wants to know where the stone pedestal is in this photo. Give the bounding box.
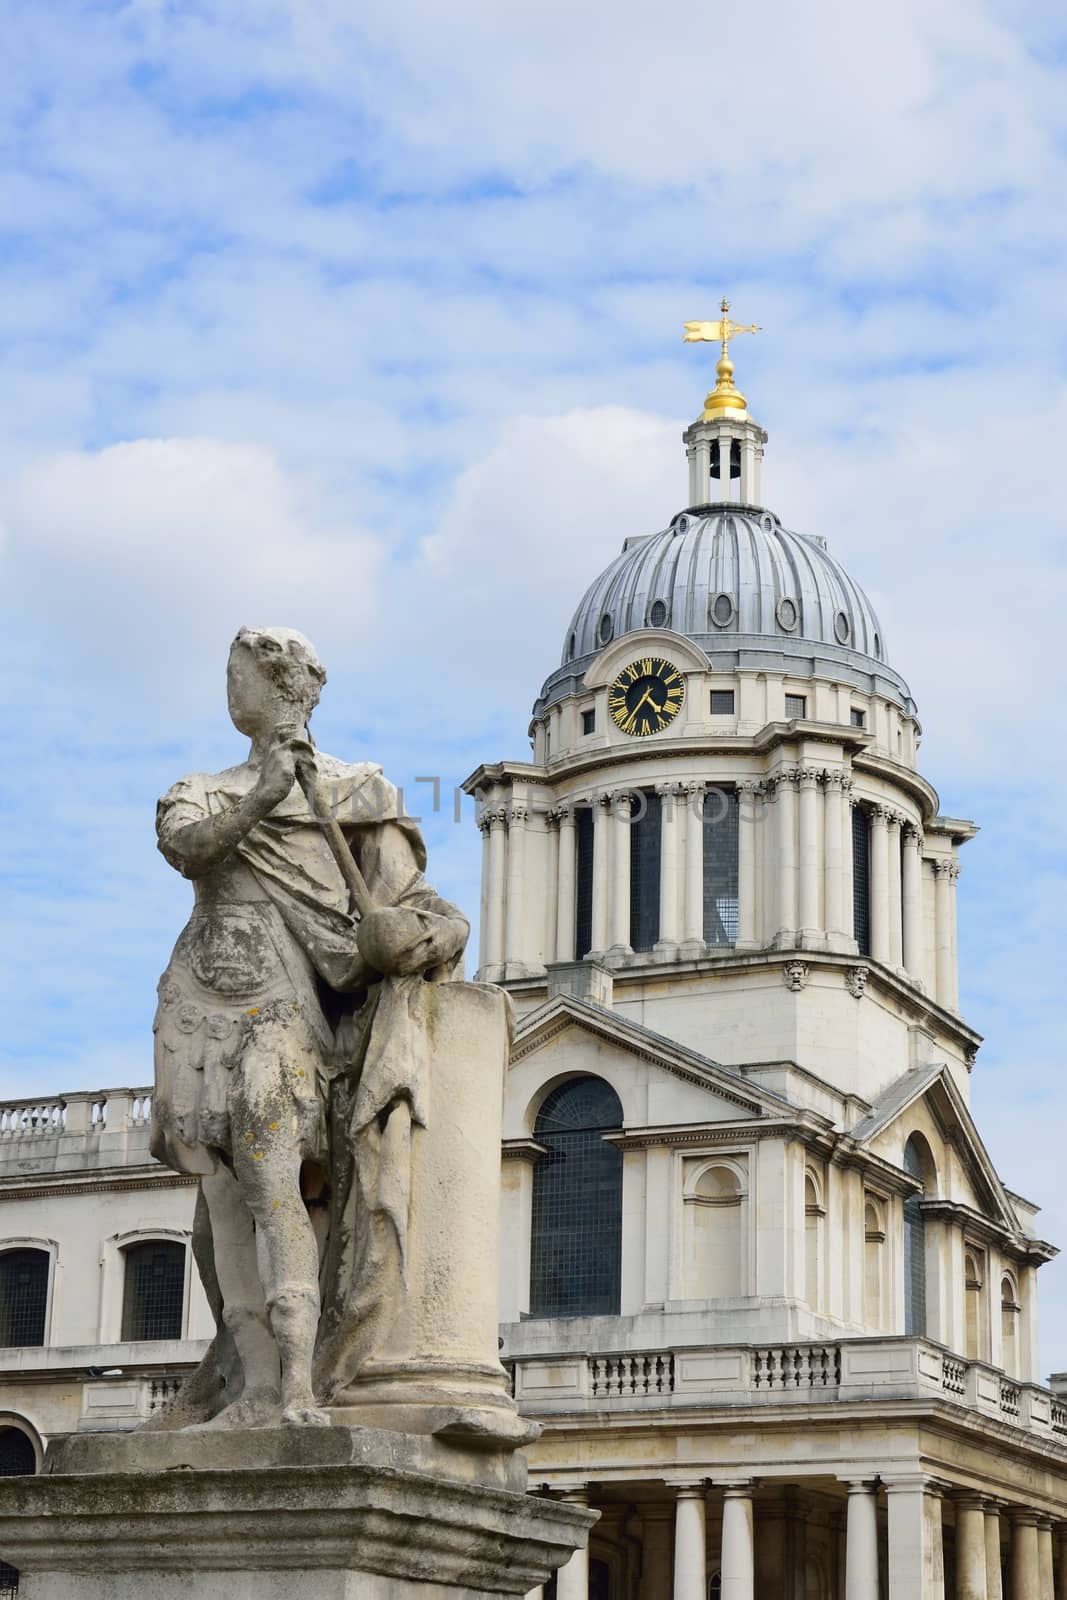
[0,1426,595,1599]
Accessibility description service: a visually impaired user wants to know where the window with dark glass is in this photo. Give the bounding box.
[0,1250,49,1348]
[0,1429,35,1477]
[581,708,595,736]
[850,707,866,728]
[629,790,661,951]
[903,1137,928,1337]
[0,1561,17,1599]
[703,788,739,946]
[545,1559,611,1600]
[574,804,595,960]
[785,693,807,719]
[530,1077,623,1318]
[710,689,735,715]
[121,1242,185,1342]
[852,806,871,956]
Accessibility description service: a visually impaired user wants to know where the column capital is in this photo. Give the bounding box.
[667,1480,710,1499]
[881,1472,946,1496]
[933,855,958,878]
[715,1478,756,1497]
[870,802,891,825]
[682,779,707,797]
[903,820,924,850]
[953,1490,988,1511]
[655,780,681,798]
[797,765,822,788]
[769,766,799,791]
[824,767,846,791]
[841,1477,880,1494]
[508,804,529,826]
[1008,1506,1041,1528]
[545,806,563,830]
[486,805,509,830]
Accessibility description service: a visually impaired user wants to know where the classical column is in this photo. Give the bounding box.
[720,1482,755,1600]
[902,824,924,984]
[543,811,560,969]
[841,776,856,947]
[555,803,577,962]
[885,1476,945,1600]
[984,1502,1004,1600]
[591,794,610,955]
[477,814,491,972]
[1039,1522,1055,1600]
[556,1491,591,1600]
[887,812,903,969]
[682,782,706,948]
[656,783,682,950]
[740,435,757,502]
[844,1479,879,1600]
[484,806,508,972]
[639,1503,675,1600]
[947,861,961,1011]
[797,766,822,940]
[869,805,891,964]
[824,769,845,945]
[673,1484,707,1600]
[933,859,955,1010]
[1011,1511,1041,1600]
[609,792,634,952]
[1054,1526,1067,1600]
[736,780,759,950]
[954,1495,987,1600]
[774,769,798,945]
[504,803,528,971]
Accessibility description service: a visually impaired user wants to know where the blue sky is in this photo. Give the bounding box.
[1,0,1066,1370]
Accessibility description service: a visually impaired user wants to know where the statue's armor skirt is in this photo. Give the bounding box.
[150,900,332,1177]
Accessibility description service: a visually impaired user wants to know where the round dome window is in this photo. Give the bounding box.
[649,599,668,628]
[710,592,736,628]
[674,514,689,535]
[599,613,614,645]
[776,597,799,632]
[873,631,882,659]
[834,610,851,644]
[567,631,576,661]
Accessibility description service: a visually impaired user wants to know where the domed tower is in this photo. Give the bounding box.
[464,308,980,1104]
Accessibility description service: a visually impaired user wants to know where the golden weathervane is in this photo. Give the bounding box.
[683,297,760,420]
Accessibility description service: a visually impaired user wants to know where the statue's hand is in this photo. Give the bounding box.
[254,741,300,810]
[357,906,466,977]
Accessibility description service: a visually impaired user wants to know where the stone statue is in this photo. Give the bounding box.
[148,626,515,1436]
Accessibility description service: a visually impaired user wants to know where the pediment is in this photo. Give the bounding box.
[506,996,792,1137]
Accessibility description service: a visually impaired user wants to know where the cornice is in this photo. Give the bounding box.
[851,750,942,826]
[0,1167,196,1201]
[920,1199,1059,1265]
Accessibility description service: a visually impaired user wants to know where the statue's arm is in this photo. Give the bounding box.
[346,821,469,980]
[157,746,298,879]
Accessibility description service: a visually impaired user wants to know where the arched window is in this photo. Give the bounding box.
[703,788,739,946]
[0,1250,50,1348]
[902,1134,936,1337]
[964,1250,984,1361]
[864,1198,885,1330]
[684,1164,745,1299]
[121,1241,185,1342]
[804,1172,824,1311]
[530,1078,623,1318]
[1001,1274,1020,1378]
[852,806,871,955]
[0,1428,36,1476]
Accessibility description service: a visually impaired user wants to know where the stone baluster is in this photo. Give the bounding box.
[609,792,634,953]
[797,766,822,940]
[672,1483,707,1600]
[556,1490,591,1600]
[774,769,798,946]
[656,783,682,951]
[843,1479,879,1600]
[954,1494,987,1600]
[484,807,508,973]
[737,780,760,949]
[503,804,527,972]
[869,805,891,965]
[590,794,611,956]
[682,782,706,949]
[902,823,925,985]
[555,804,577,962]
[887,811,904,969]
[1011,1511,1041,1600]
[720,1481,755,1600]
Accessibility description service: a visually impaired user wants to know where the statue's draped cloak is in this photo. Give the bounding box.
[149,755,468,1414]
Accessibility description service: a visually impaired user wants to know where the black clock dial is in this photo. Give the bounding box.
[608,657,685,737]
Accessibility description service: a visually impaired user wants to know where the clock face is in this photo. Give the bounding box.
[609,657,685,737]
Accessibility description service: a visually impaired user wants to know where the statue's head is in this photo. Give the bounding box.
[227,626,327,739]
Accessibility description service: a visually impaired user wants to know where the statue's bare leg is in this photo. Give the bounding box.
[232,1138,329,1427]
[200,1165,281,1426]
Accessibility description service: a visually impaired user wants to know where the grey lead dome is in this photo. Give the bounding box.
[562,507,886,667]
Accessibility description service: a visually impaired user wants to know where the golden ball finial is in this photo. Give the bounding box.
[683,299,760,421]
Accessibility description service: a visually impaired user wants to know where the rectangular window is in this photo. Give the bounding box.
[703,788,739,946]
[581,709,596,736]
[785,693,807,720]
[710,689,735,715]
[852,805,871,956]
[574,803,594,959]
[850,707,866,728]
[629,790,661,951]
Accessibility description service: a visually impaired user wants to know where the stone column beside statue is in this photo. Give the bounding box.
[0,627,593,1599]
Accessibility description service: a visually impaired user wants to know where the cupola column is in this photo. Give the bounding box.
[503,803,528,972]
[902,824,924,984]
[609,792,633,953]
[797,767,822,942]
[656,783,682,949]
[554,803,577,962]
[719,1481,756,1600]
[484,806,508,974]
[542,809,560,967]
[683,782,706,949]
[774,769,798,945]
[736,781,759,949]
[933,858,959,1011]
[887,811,904,969]
[824,770,846,946]
[591,794,611,955]
[869,805,891,965]
[740,434,759,504]
[671,1483,708,1600]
